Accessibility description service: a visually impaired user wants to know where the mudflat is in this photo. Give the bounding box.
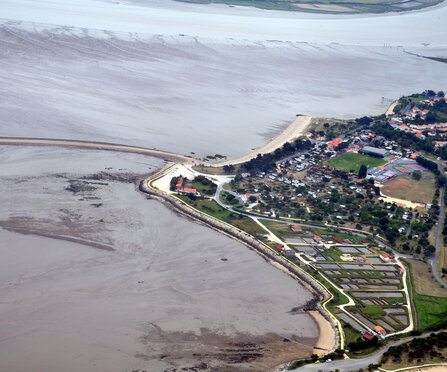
[0,147,318,371]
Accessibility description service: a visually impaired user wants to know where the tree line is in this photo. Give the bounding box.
[240,138,312,173]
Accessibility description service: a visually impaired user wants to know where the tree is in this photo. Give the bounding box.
[412,172,422,181]
[358,164,368,179]
[223,164,235,174]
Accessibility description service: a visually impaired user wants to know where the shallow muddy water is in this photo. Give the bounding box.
[0,147,317,371]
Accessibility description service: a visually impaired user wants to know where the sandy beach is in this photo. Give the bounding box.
[215,115,311,166]
[386,101,399,117]
[308,310,336,356]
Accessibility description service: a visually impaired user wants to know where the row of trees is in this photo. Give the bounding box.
[382,332,447,364]
[240,138,312,173]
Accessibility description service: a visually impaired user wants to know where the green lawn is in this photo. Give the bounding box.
[176,195,265,237]
[328,153,386,173]
[413,293,447,331]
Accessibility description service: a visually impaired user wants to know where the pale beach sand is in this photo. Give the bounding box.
[215,115,311,166]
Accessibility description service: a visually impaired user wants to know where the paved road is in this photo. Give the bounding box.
[0,137,201,164]
[431,185,446,287]
[295,330,446,372]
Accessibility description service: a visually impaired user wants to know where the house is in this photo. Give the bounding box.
[175,177,184,190]
[363,332,374,341]
[175,177,199,195]
[379,253,391,263]
[182,187,197,194]
[374,325,387,338]
[178,186,198,195]
[291,225,302,232]
[314,235,322,243]
[275,244,284,252]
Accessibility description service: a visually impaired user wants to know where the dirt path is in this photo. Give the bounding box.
[214,115,311,167]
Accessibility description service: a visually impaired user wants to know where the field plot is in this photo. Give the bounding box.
[406,259,447,331]
[317,250,409,333]
[381,174,437,204]
[328,153,386,173]
[406,259,447,297]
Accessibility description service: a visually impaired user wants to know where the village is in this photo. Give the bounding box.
[152,91,447,365]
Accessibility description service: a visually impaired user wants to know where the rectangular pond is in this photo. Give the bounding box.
[338,247,359,253]
[351,291,404,298]
[337,313,367,333]
[368,257,382,263]
[340,264,374,270]
[318,263,339,269]
[358,247,372,254]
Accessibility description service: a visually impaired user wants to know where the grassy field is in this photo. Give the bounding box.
[327,153,386,173]
[259,219,295,237]
[177,195,265,237]
[414,293,447,330]
[381,174,436,204]
[191,180,217,196]
[406,259,447,331]
[406,259,447,297]
[193,164,240,175]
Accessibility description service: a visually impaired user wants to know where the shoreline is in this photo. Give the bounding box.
[139,171,340,361]
[214,115,312,167]
[308,310,337,356]
[385,100,398,117]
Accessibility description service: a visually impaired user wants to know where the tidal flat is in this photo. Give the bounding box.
[0,147,317,371]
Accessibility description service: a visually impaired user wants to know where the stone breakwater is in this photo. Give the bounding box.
[138,177,339,353]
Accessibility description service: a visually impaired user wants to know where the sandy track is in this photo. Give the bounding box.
[214,115,311,167]
[0,137,199,164]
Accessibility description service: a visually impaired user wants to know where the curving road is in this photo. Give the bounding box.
[295,329,447,372]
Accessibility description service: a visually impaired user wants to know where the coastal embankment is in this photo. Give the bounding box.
[139,172,339,356]
[0,137,198,164]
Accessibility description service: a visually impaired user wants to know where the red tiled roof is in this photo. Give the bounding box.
[176,177,184,188]
[183,187,197,193]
